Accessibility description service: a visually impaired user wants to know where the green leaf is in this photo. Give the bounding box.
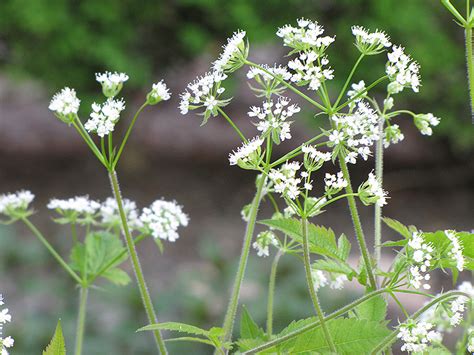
[312,259,355,279]
[43,320,66,355]
[102,268,131,286]
[237,338,266,352]
[383,218,412,239]
[259,218,340,259]
[137,322,209,336]
[354,295,387,322]
[240,305,265,340]
[337,234,351,261]
[165,337,214,346]
[269,318,390,354]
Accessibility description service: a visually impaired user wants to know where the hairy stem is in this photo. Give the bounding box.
[465,26,474,122]
[74,287,89,355]
[301,217,336,352]
[374,117,384,267]
[338,156,377,290]
[244,288,389,354]
[221,175,266,343]
[266,250,282,338]
[371,291,470,354]
[21,217,83,285]
[109,171,167,354]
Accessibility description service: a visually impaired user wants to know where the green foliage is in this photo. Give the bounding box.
[239,305,265,340]
[43,320,66,355]
[353,295,387,322]
[69,231,130,285]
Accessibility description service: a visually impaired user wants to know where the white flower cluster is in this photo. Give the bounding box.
[346,80,367,109]
[359,172,388,206]
[277,18,335,53]
[407,232,433,290]
[324,172,348,195]
[48,87,81,123]
[48,196,101,215]
[351,26,391,55]
[0,190,35,218]
[287,51,334,91]
[84,98,126,137]
[269,162,303,199]
[139,200,189,242]
[252,231,279,257]
[302,145,331,172]
[179,71,227,116]
[147,80,171,104]
[386,45,420,94]
[330,101,380,164]
[398,320,441,353]
[247,64,291,81]
[96,71,128,98]
[248,97,300,143]
[445,230,465,271]
[0,295,13,355]
[311,269,348,291]
[449,296,467,327]
[228,137,264,168]
[414,113,440,136]
[383,124,405,148]
[212,30,247,73]
[100,197,142,231]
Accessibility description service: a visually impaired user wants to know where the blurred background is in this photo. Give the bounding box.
[0,0,473,353]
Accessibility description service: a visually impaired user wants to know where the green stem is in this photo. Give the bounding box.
[269,133,326,168]
[338,156,377,290]
[108,170,167,354]
[465,26,474,122]
[72,121,107,168]
[21,217,83,285]
[245,60,327,112]
[217,107,248,142]
[244,288,389,354]
[388,291,409,318]
[334,76,387,112]
[441,0,468,25]
[113,102,148,168]
[221,174,267,343]
[371,291,470,354]
[74,287,89,355]
[374,117,384,267]
[301,217,336,352]
[266,250,282,338]
[334,53,365,108]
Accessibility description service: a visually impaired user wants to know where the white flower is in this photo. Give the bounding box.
[85,98,126,137]
[287,51,334,91]
[49,87,81,123]
[96,71,128,98]
[398,320,441,353]
[347,80,366,108]
[414,113,440,136]
[139,199,189,242]
[0,294,13,355]
[0,190,35,218]
[302,145,331,172]
[444,230,464,271]
[212,30,247,73]
[147,80,171,104]
[269,162,302,200]
[458,281,474,298]
[330,274,348,290]
[248,97,300,143]
[48,196,101,215]
[386,45,420,94]
[228,137,264,168]
[277,18,335,53]
[358,172,388,206]
[449,297,466,326]
[100,197,142,231]
[324,172,348,195]
[252,231,278,257]
[179,71,228,118]
[352,26,391,55]
[247,64,291,81]
[383,124,404,148]
[311,269,328,291]
[407,232,433,290]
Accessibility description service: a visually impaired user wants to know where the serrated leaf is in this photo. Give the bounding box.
[237,338,266,352]
[240,305,265,340]
[269,318,390,354]
[383,218,411,239]
[102,268,131,286]
[138,322,209,336]
[259,218,339,259]
[312,259,355,279]
[354,295,387,322]
[337,234,351,261]
[43,320,66,355]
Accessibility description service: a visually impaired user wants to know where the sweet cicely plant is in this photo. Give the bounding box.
[0,13,473,355]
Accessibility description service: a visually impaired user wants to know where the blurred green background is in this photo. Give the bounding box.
[0,0,473,354]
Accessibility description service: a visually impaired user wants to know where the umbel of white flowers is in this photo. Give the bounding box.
[48,72,171,137]
[0,294,14,355]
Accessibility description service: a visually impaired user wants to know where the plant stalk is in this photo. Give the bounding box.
[109,170,167,354]
[74,286,89,355]
[221,174,266,343]
[374,117,384,267]
[266,250,282,338]
[301,217,336,352]
[465,26,474,122]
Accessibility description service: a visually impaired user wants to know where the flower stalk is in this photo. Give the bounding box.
[74,287,89,355]
[266,250,282,338]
